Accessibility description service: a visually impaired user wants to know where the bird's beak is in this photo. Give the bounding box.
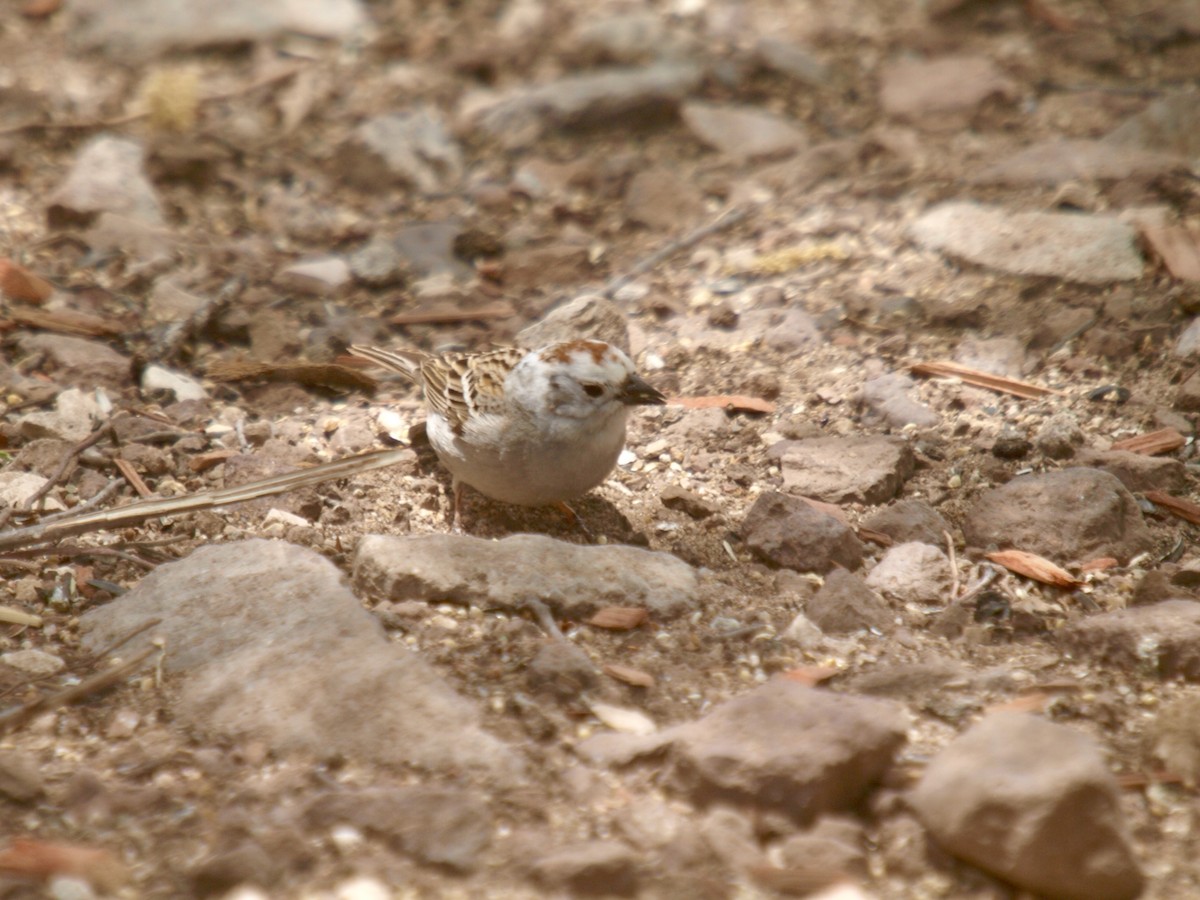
[619,373,667,406]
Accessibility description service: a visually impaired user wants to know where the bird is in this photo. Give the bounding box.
[349,339,666,528]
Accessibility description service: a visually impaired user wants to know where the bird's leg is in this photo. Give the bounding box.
[554,501,594,542]
[450,478,466,534]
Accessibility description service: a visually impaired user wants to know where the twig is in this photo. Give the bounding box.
[0,446,415,552]
[113,459,153,498]
[0,645,158,733]
[0,418,116,530]
[603,204,752,298]
[520,597,565,642]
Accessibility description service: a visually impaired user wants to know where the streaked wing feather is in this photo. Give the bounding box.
[425,347,525,434]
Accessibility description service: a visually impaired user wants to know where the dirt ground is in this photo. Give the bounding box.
[1,0,1200,897]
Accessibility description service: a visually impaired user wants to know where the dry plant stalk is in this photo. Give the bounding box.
[911,361,1065,399]
[1145,490,1200,525]
[1110,428,1186,455]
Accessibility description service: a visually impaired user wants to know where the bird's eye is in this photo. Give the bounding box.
[582,383,605,398]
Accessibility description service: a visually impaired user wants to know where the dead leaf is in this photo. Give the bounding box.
[0,259,54,303]
[781,666,840,687]
[113,458,152,498]
[1079,557,1119,573]
[602,663,656,688]
[857,526,894,546]
[1138,219,1200,282]
[1145,490,1200,526]
[911,361,1065,399]
[670,395,776,414]
[986,549,1082,587]
[188,449,239,473]
[1110,428,1186,455]
[588,607,648,630]
[0,839,128,891]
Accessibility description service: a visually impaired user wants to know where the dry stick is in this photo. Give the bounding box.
[520,597,566,642]
[945,530,959,600]
[0,645,158,732]
[602,204,753,298]
[0,446,415,553]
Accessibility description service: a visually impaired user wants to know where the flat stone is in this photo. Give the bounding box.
[910,712,1143,900]
[741,492,865,573]
[861,373,939,428]
[531,840,640,894]
[0,648,66,676]
[865,542,954,606]
[16,335,130,391]
[353,533,697,619]
[80,540,521,779]
[665,680,906,823]
[779,435,915,505]
[862,499,951,546]
[1062,599,1200,681]
[1075,448,1188,494]
[47,135,163,228]
[682,102,808,159]
[962,468,1153,565]
[275,255,351,296]
[624,165,706,230]
[339,108,463,193]
[806,568,893,634]
[880,55,1016,119]
[911,202,1144,284]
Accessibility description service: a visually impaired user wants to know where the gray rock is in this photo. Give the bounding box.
[0,648,65,676]
[974,137,1184,186]
[806,568,893,634]
[526,641,597,699]
[962,467,1152,565]
[15,335,130,391]
[1034,412,1085,460]
[911,202,1144,284]
[275,255,351,296]
[741,492,865,573]
[624,165,706,230]
[1075,448,1188,494]
[80,540,521,779]
[18,387,106,442]
[666,680,905,823]
[305,786,491,870]
[953,336,1027,378]
[778,815,866,878]
[1062,599,1200,681]
[388,223,473,279]
[861,373,939,428]
[0,751,45,803]
[910,712,1143,900]
[681,102,808,159]
[754,39,828,87]
[1177,317,1200,358]
[140,364,207,402]
[879,55,1015,119]
[531,840,640,894]
[517,293,631,355]
[570,12,668,65]
[340,108,463,194]
[47,135,163,228]
[353,533,697,619]
[779,435,915,505]
[862,499,951,546]
[865,542,954,606]
[460,62,704,148]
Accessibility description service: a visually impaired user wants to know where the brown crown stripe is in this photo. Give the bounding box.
[540,339,609,365]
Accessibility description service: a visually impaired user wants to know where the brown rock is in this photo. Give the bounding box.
[779,435,914,505]
[1062,599,1200,680]
[624,165,705,230]
[0,750,44,803]
[805,568,893,634]
[741,492,865,573]
[1076,448,1188,493]
[862,499,951,546]
[526,641,597,699]
[660,485,719,519]
[531,840,640,894]
[910,712,1143,900]
[962,468,1152,565]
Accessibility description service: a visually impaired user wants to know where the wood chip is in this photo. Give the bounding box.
[390,300,516,326]
[986,549,1081,587]
[0,259,54,303]
[602,663,656,688]
[0,605,42,627]
[781,666,840,687]
[113,458,153,498]
[188,449,239,473]
[207,360,378,392]
[1079,557,1119,573]
[856,527,894,547]
[1116,770,1186,789]
[1110,428,1186,455]
[1145,490,1200,525]
[1138,219,1200,282]
[5,305,123,337]
[0,838,128,891]
[588,607,648,630]
[911,361,1066,399]
[670,394,776,414]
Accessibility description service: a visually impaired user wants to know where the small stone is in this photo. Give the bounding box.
[992,429,1032,460]
[1034,412,1085,460]
[865,542,954,606]
[660,485,718,519]
[779,435,915,505]
[532,840,640,894]
[340,108,463,194]
[862,500,951,546]
[141,364,207,402]
[526,641,597,699]
[0,750,45,803]
[805,568,893,634]
[682,102,807,160]
[276,256,351,296]
[742,492,865,573]
[47,135,164,228]
[1062,599,1200,681]
[0,648,66,676]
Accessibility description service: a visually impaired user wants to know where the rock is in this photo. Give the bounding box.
[954,336,1027,378]
[190,843,275,895]
[517,293,631,355]
[16,335,130,391]
[974,138,1183,186]
[46,135,163,228]
[860,373,939,428]
[624,165,706,230]
[1062,600,1200,681]
[962,468,1152,565]
[531,840,640,894]
[570,12,668,65]
[0,258,54,303]
[0,473,64,513]
[1149,692,1200,786]
[1174,371,1200,412]
[879,55,1016,120]
[147,278,208,323]
[681,102,808,159]
[862,500,950,546]
[805,568,893,634]
[865,542,954,606]
[140,365,207,402]
[910,712,1143,900]
[666,680,906,823]
[910,202,1144,284]
[353,533,697,619]
[741,493,865,573]
[782,611,824,648]
[305,786,491,870]
[1104,90,1200,160]
[275,255,351,296]
[0,750,45,803]
[0,648,66,676]
[659,485,719,519]
[1177,318,1200,358]
[778,816,867,878]
[1034,412,1085,460]
[389,223,472,279]
[72,0,366,57]
[80,540,521,779]
[778,435,915,505]
[754,39,828,87]
[339,109,463,193]
[502,242,591,290]
[1075,448,1188,494]
[526,641,597,699]
[991,430,1032,460]
[460,62,704,148]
